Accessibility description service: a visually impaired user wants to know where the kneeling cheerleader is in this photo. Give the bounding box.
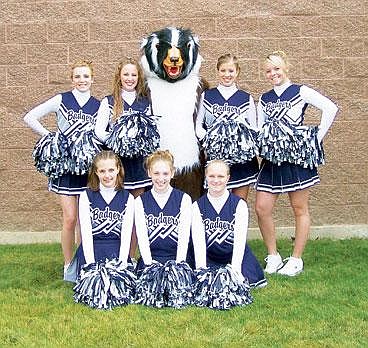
[72,151,136,310]
[134,150,194,309]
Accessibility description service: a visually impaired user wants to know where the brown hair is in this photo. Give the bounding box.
[205,159,230,176]
[216,53,240,75]
[111,57,147,122]
[70,60,94,79]
[145,150,175,173]
[87,151,125,191]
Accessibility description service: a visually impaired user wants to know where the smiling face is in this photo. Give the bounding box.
[148,159,174,193]
[206,161,230,197]
[95,158,119,189]
[72,66,93,92]
[218,60,239,87]
[120,63,139,92]
[264,54,289,86]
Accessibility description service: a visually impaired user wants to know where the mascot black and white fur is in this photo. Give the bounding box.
[140,27,205,199]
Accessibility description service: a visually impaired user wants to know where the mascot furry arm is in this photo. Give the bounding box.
[140,27,204,175]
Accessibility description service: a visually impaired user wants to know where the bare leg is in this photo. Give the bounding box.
[288,189,310,258]
[255,191,279,255]
[75,195,81,246]
[232,185,250,202]
[129,187,145,258]
[60,195,78,265]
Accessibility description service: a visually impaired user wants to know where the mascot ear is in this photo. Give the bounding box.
[140,38,148,50]
[193,35,200,47]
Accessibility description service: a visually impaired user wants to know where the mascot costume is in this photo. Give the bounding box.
[140,27,206,199]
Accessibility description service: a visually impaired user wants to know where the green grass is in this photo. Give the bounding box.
[0,239,367,347]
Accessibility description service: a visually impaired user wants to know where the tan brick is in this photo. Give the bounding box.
[318,79,366,100]
[7,23,47,44]
[47,23,89,43]
[214,17,258,39]
[331,120,367,143]
[322,38,365,57]
[257,16,301,38]
[0,127,38,149]
[0,170,46,192]
[344,58,366,78]
[0,45,26,65]
[0,191,60,212]
[0,25,5,44]
[0,210,62,232]
[319,162,367,185]
[27,44,68,65]
[300,58,344,80]
[107,42,141,63]
[311,204,367,225]
[339,99,368,121]
[6,65,48,87]
[69,43,111,64]
[0,149,34,170]
[90,21,133,42]
[201,38,239,61]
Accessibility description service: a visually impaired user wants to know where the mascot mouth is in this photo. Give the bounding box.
[163,46,184,79]
[164,64,183,78]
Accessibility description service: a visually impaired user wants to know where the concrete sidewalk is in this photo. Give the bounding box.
[1,225,367,244]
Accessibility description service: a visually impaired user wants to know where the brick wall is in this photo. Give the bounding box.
[0,0,367,233]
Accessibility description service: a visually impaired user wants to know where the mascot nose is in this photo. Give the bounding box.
[169,46,181,64]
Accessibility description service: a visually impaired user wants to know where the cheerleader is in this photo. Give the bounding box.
[195,54,259,201]
[255,51,338,276]
[23,60,100,277]
[95,57,157,258]
[73,150,136,309]
[134,150,193,308]
[191,160,267,289]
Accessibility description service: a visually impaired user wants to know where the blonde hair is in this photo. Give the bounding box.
[111,57,147,121]
[70,60,94,79]
[216,53,240,75]
[145,150,175,173]
[205,159,230,176]
[88,151,125,191]
[265,50,290,71]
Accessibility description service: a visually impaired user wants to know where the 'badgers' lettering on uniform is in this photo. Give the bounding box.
[146,212,179,228]
[91,206,124,222]
[265,99,292,114]
[67,109,96,124]
[212,103,241,116]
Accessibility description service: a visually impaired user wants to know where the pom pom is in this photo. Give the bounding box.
[68,130,103,175]
[193,265,253,310]
[106,112,160,157]
[203,119,258,165]
[135,260,195,308]
[258,121,325,168]
[73,258,136,310]
[32,132,70,179]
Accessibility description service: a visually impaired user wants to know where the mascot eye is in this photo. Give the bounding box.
[155,43,160,49]
[187,42,192,48]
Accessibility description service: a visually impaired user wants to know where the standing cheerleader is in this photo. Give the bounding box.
[255,51,338,276]
[195,54,259,201]
[134,150,193,308]
[191,160,267,289]
[24,60,100,278]
[95,57,158,258]
[73,150,136,309]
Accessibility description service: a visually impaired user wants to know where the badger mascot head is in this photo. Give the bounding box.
[141,27,201,83]
[141,27,203,176]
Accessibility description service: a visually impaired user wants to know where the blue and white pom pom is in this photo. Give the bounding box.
[258,121,325,168]
[135,260,195,309]
[32,132,70,179]
[106,112,160,157]
[204,119,258,165]
[104,258,137,308]
[73,258,136,310]
[68,130,103,175]
[193,265,253,310]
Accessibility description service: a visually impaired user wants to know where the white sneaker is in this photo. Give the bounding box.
[277,257,303,276]
[264,253,283,274]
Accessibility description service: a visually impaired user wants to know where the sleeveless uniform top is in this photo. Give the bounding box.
[202,88,251,128]
[140,188,184,260]
[58,91,100,138]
